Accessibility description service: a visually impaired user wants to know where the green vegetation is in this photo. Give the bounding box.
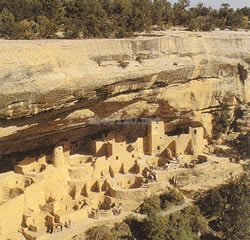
[139,206,210,240]
[165,207,208,240]
[196,174,250,240]
[139,189,185,214]
[139,189,187,214]
[228,132,250,158]
[86,174,250,240]
[141,213,168,240]
[86,206,209,240]
[212,97,232,139]
[0,1,249,39]
[112,222,134,240]
[85,222,133,240]
[85,225,115,240]
[140,207,207,240]
[160,189,185,210]
[139,195,161,215]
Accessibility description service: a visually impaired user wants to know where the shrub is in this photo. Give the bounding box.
[141,213,167,240]
[63,22,81,39]
[166,213,200,240]
[212,97,232,139]
[160,189,185,210]
[181,206,209,235]
[139,195,161,215]
[201,17,215,31]
[196,174,250,240]
[188,17,204,31]
[16,19,36,39]
[0,1,249,39]
[125,216,143,240]
[9,188,24,198]
[118,60,129,69]
[165,207,208,240]
[228,132,250,158]
[36,16,57,39]
[135,56,143,64]
[0,8,19,39]
[85,225,115,240]
[112,222,133,240]
[125,205,209,240]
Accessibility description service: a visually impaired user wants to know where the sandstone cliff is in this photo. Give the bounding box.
[0,31,249,155]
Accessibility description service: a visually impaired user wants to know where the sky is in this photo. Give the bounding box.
[169,0,250,9]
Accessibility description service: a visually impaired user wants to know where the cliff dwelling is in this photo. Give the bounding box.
[0,120,244,240]
[0,22,249,240]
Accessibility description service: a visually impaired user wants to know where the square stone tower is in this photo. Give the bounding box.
[147,121,165,155]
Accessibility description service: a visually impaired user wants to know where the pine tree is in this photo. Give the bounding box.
[0,8,19,39]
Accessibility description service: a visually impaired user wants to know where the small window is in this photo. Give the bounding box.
[116,156,119,160]
[194,130,197,135]
[16,181,18,184]
[132,154,134,158]
[157,146,160,150]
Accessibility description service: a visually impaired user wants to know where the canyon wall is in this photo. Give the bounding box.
[0,31,249,155]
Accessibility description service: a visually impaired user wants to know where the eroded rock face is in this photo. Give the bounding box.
[0,31,249,155]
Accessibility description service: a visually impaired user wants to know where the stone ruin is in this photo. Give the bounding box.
[0,120,209,239]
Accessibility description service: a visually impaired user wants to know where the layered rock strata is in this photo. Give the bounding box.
[0,31,249,155]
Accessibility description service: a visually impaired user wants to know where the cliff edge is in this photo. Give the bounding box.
[0,31,249,155]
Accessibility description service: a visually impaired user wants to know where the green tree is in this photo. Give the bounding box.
[16,19,36,39]
[212,97,232,139]
[188,16,204,31]
[63,18,81,39]
[228,132,250,158]
[196,174,250,240]
[36,15,57,38]
[165,206,208,240]
[81,0,113,38]
[130,0,152,32]
[182,206,209,235]
[201,16,216,31]
[141,213,167,240]
[173,0,190,26]
[189,3,211,18]
[0,8,19,39]
[1,0,33,21]
[139,195,161,216]
[218,3,236,30]
[32,0,62,22]
[112,222,133,240]
[160,189,184,210]
[151,0,173,27]
[111,0,133,38]
[241,16,249,29]
[0,0,249,39]
[86,225,115,240]
[166,215,199,240]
